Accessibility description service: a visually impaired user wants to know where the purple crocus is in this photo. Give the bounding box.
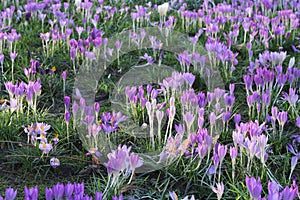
[5,188,17,200]
[45,188,53,200]
[280,184,298,200]
[64,96,71,110]
[277,111,288,128]
[73,182,84,198]
[94,102,100,113]
[246,176,262,200]
[62,71,67,82]
[52,182,64,199]
[64,112,71,124]
[268,181,280,200]
[24,185,38,200]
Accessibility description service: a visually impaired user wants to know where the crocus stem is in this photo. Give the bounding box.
[66,123,69,145]
[218,160,222,183]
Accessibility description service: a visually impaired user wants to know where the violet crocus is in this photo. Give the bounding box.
[73,182,84,198]
[246,176,262,200]
[280,184,298,200]
[95,192,103,200]
[183,111,194,134]
[288,156,298,180]
[52,182,64,199]
[64,96,71,111]
[5,188,17,200]
[217,144,227,182]
[45,188,53,200]
[24,185,38,200]
[268,181,280,200]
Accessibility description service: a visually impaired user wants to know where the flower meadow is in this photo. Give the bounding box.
[0,0,300,199]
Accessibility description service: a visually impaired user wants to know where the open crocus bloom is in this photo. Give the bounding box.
[39,142,53,154]
[50,157,60,168]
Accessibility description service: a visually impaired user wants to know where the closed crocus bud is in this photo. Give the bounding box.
[209,112,216,124]
[64,96,71,110]
[234,114,241,124]
[65,112,71,123]
[52,183,64,199]
[45,188,53,200]
[62,71,67,81]
[246,176,262,200]
[5,188,17,200]
[95,192,103,200]
[277,111,288,127]
[230,146,238,161]
[94,102,100,113]
[158,2,169,17]
[24,186,38,200]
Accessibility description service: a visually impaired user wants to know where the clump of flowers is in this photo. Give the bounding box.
[0,182,124,200]
[103,145,143,198]
[23,122,59,165]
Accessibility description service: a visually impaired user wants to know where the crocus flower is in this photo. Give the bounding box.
[64,96,71,110]
[280,185,298,200]
[62,71,67,82]
[268,181,280,200]
[158,2,169,17]
[73,182,84,198]
[64,112,71,124]
[52,182,64,199]
[5,188,17,200]
[39,142,53,154]
[24,185,38,200]
[95,192,102,200]
[50,157,60,168]
[211,182,224,200]
[246,176,262,200]
[45,188,53,200]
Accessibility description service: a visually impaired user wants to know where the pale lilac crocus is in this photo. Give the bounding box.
[211,182,224,200]
[277,111,288,139]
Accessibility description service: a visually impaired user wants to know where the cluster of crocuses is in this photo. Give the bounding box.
[23,122,59,167]
[4,79,41,115]
[244,51,299,123]
[0,4,20,80]
[70,90,127,159]
[124,71,235,150]
[103,145,143,197]
[0,182,124,200]
[246,176,299,200]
